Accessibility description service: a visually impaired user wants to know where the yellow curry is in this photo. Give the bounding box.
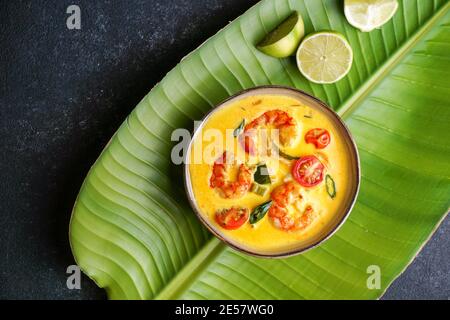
[187,93,354,255]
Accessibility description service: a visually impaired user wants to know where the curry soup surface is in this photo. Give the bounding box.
[188,94,353,254]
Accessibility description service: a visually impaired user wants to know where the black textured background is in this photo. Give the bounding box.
[0,0,448,300]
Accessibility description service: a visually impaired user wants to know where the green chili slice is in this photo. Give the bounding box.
[325,174,336,199]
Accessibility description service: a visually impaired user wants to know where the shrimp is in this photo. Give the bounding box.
[210,151,253,199]
[242,109,298,155]
[268,181,316,231]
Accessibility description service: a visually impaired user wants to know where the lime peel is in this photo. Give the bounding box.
[257,11,305,58]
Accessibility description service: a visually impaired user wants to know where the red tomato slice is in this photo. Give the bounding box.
[305,128,330,149]
[292,156,325,187]
[215,207,249,230]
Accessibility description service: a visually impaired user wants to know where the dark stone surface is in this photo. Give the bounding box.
[0,0,448,300]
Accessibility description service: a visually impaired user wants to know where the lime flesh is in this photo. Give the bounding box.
[257,12,305,58]
[344,0,399,32]
[296,32,353,84]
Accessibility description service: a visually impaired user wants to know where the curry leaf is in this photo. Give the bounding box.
[272,142,299,160]
[233,119,245,137]
[249,201,273,224]
[253,163,271,184]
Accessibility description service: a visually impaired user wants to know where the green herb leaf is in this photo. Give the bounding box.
[233,119,245,137]
[325,174,336,199]
[278,149,299,160]
[272,143,299,160]
[249,200,272,224]
[254,164,271,184]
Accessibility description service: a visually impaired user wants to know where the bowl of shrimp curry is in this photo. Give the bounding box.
[184,86,360,257]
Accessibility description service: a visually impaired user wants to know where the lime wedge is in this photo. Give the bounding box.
[344,0,399,32]
[257,12,305,58]
[296,31,353,84]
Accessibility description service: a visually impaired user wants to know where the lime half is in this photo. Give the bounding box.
[344,0,399,32]
[257,12,305,58]
[296,32,353,84]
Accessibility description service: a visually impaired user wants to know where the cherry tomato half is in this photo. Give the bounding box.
[292,156,325,187]
[215,207,249,230]
[305,128,330,149]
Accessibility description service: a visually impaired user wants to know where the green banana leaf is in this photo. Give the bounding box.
[69,0,450,299]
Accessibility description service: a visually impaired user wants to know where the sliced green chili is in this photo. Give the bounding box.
[250,183,269,196]
[326,174,336,199]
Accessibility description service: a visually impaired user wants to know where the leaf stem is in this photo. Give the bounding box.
[154,238,224,300]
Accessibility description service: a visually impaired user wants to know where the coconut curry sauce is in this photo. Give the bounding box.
[188,94,354,255]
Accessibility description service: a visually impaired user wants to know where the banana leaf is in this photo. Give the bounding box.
[69,0,450,299]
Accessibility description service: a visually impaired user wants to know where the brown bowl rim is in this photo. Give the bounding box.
[183,85,360,258]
